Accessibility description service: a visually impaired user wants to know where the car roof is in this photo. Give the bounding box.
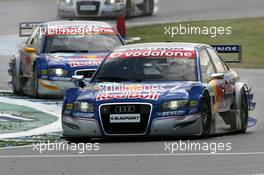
[115,42,210,51]
[41,20,113,28]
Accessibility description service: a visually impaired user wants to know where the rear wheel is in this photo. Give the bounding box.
[200,93,212,137]
[11,60,22,94]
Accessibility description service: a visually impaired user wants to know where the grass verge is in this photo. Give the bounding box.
[127,17,264,68]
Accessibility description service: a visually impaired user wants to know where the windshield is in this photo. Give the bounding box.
[93,56,197,82]
[44,34,122,53]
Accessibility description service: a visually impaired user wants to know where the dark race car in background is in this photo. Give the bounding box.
[57,0,155,18]
[61,42,256,140]
[8,21,125,98]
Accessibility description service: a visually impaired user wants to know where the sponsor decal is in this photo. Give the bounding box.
[49,77,71,81]
[158,110,186,117]
[189,108,198,114]
[69,60,101,67]
[98,84,165,93]
[66,104,73,110]
[45,26,116,36]
[212,45,240,53]
[96,92,160,101]
[189,100,198,107]
[39,80,60,91]
[41,70,48,75]
[72,112,94,118]
[115,105,136,113]
[109,50,196,59]
[110,114,140,123]
[63,110,71,116]
[207,80,224,112]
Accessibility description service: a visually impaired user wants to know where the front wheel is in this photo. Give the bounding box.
[230,88,249,133]
[31,64,39,98]
[145,0,154,15]
[200,93,212,137]
[239,89,249,133]
[125,0,131,18]
[11,60,22,94]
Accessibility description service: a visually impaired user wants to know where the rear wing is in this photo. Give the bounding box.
[19,22,44,37]
[211,45,242,63]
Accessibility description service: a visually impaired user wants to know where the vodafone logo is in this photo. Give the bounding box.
[109,50,196,59]
[110,52,123,58]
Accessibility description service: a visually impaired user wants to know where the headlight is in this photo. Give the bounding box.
[159,100,189,111]
[61,0,72,4]
[59,0,73,5]
[74,101,94,112]
[49,68,68,76]
[105,0,121,5]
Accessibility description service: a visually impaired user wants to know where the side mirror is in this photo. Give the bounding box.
[210,73,224,81]
[124,37,141,44]
[24,47,35,53]
[72,75,84,81]
[72,75,87,88]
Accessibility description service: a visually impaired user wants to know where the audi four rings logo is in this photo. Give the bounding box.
[115,106,136,113]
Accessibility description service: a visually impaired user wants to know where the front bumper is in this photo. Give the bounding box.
[62,113,203,138]
[38,79,75,98]
[57,1,125,17]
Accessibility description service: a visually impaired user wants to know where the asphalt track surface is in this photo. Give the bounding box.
[0,0,264,174]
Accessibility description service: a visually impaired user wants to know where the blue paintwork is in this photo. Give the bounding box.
[35,52,108,80]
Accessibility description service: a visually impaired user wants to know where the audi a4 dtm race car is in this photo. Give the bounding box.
[61,42,256,140]
[57,0,155,18]
[8,21,124,98]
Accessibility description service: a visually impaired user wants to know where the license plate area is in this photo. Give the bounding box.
[110,114,141,123]
[80,5,96,11]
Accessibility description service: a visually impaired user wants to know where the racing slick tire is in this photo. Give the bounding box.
[125,0,131,18]
[200,92,212,137]
[11,59,22,94]
[31,64,39,98]
[145,0,154,15]
[230,88,248,133]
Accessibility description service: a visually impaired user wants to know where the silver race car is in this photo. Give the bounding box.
[57,0,155,18]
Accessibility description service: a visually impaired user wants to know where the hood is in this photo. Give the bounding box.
[40,52,108,70]
[76,81,199,103]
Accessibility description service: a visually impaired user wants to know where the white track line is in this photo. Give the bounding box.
[1,152,264,158]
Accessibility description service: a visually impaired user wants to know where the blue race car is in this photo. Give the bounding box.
[61,42,256,140]
[8,21,124,98]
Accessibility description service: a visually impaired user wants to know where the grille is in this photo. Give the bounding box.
[77,1,100,15]
[75,69,96,78]
[100,104,152,135]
